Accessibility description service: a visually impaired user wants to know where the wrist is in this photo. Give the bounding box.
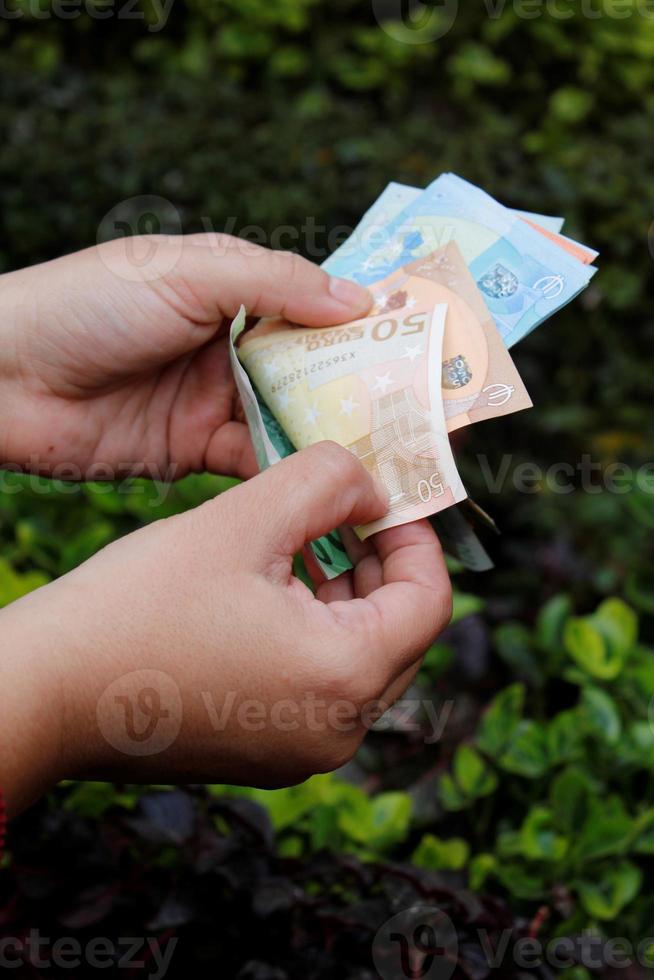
[0,269,35,470]
[0,583,68,816]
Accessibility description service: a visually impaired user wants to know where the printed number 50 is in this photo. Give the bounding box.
[418,474,444,503]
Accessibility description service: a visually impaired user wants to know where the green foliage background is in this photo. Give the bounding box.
[2,0,654,969]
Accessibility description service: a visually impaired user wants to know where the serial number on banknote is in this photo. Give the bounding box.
[271,353,358,393]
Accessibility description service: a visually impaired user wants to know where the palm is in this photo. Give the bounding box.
[12,243,257,481]
[4,233,369,482]
[42,332,253,482]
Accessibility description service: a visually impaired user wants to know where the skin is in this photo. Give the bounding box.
[0,234,452,818]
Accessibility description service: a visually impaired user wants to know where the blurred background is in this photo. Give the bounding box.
[1,3,654,977]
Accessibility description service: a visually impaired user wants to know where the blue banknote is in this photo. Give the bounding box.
[326,173,597,348]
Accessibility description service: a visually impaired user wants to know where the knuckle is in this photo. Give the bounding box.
[190,231,240,253]
[316,441,364,483]
[270,248,304,285]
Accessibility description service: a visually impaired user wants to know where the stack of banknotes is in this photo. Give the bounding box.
[229,173,598,575]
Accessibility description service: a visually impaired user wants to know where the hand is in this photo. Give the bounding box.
[0,443,452,816]
[0,235,372,481]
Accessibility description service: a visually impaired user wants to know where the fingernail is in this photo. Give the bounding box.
[328,276,373,314]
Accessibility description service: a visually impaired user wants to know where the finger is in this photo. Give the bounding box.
[339,525,375,566]
[316,572,355,604]
[203,421,259,481]
[380,658,425,708]
[231,442,389,569]
[301,544,327,589]
[327,520,452,685]
[302,526,374,594]
[169,234,373,327]
[353,553,384,597]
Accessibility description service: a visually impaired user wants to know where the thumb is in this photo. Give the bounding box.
[162,233,373,327]
[232,442,389,570]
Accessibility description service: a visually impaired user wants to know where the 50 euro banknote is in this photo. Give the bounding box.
[367,242,532,432]
[237,303,468,538]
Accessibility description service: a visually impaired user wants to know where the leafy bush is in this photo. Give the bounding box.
[436,598,654,934]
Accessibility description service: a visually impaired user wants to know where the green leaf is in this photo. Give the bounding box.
[254,783,320,832]
[337,789,412,851]
[580,687,622,744]
[368,792,413,848]
[420,643,454,681]
[60,521,116,572]
[453,745,498,799]
[499,720,549,778]
[520,805,568,861]
[631,809,654,855]
[550,86,594,124]
[594,598,638,659]
[0,557,50,608]
[619,721,654,768]
[451,590,484,624]
[564,616,624,680]
[411,833,469,871]
[476,683,525,759]
[536,593,572,656]
[550,767,595,833]
[546,709,585,765]
[494,622,542,686]
[469,853,496,891]
[438,773,468,812]
[495,861,548,900]
[62,781,141,818]
[574,796,634,862]
[577,861,642,920]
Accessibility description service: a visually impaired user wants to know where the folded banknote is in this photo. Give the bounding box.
[326,173,598,349]
[229,173,598,575]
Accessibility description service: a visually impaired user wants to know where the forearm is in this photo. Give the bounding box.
[0,585,68,817]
